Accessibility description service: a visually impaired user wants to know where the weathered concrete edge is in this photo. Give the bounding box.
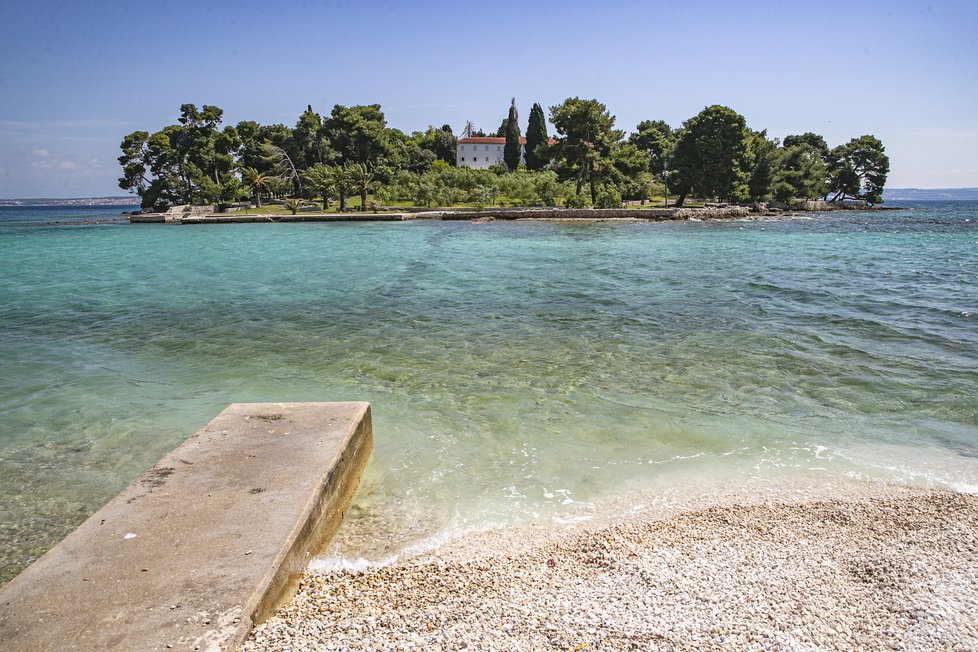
[247,404,373,627]
[0,402,373,651]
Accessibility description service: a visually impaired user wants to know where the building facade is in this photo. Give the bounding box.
[456,137,525,169]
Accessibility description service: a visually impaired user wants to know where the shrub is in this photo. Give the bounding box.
[595,187,622,208]
[773,181,794,203]
[565,193,590,208]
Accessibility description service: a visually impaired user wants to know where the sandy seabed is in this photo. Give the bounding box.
[245,483,978,651]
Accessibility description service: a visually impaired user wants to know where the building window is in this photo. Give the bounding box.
[461,157,465,161]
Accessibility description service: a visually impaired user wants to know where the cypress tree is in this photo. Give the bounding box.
[503,98,521,171]
[524,102,549,171]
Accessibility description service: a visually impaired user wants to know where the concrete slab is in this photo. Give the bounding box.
[0,402,372,651]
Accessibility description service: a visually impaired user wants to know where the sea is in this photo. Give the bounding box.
[1,202,976,583]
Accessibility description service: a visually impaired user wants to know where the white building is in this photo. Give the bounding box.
[456,136,557,169]
[456,137,524,169]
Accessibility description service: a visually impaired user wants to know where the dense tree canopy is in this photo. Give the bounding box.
[119,99,888,211]
[549,98,622,203]
[293,105,329,169]
[416,125,457,166]
[779,133,829,201]
[669,105,751,206]
[324,104,391,167]
[827,135,889,203]
[628,120,675,177]
[747,130,779,202]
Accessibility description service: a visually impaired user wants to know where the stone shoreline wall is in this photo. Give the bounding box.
[775,199,869,211]
[131,201,890,224]
[432,206,753,221]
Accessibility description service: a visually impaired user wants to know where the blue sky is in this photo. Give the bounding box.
[1,0,976,198]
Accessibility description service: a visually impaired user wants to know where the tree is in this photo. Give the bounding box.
[779,133,829,200]
[504,98,521,171]
[346,163,375,211]
[826,135,889,203]
[117,103,238,208]
[262,143,301,196]
[607,143,652,201]
[494,118,508,138]
[628,120,675,177]
[242,168,272,206]
[415,125,458,166]
[219,177,244,206]
[783,132,829,160]
[328,165,352,211]
[283,198,303,215]
[324,104,392,167]
[302,164,335,209]
[669,105,750,206]
[118,131,152,199]
[293,104,329,168]
[176,104,230,187]
[549,98,621,204]
[264,175,291,199]
[524,103,549,171]
[235,121,269,172]
[747,130,779,201]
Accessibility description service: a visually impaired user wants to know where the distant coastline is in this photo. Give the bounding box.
[4,189,978,209]
[0,197,137,207]
[882,187,978,201]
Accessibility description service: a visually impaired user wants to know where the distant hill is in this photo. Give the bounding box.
[0,196,137,207]
[883,188,978,201]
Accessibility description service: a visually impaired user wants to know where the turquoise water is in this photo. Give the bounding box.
[1,203,977,581]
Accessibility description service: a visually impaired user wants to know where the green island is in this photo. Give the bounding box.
[118,98,889,215]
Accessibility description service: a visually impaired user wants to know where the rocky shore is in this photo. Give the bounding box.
[129,200,896,224]
[244,486,978,651]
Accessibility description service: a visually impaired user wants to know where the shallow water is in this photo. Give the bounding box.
[1,202,976,582]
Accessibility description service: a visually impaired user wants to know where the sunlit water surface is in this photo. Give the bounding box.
[1,203,976,581]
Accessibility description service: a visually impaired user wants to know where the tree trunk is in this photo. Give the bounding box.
[360,189,368,211]
[255,186,262,207]
[339,190,347,211]
[675,190,688,207]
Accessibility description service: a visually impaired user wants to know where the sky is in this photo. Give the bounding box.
[0,0,976,198]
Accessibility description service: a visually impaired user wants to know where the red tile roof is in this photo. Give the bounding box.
[459,137,509,144]
[458,137,556,145]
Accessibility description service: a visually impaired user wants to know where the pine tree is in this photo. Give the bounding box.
[504,98,521,171]
[524,103,549,171]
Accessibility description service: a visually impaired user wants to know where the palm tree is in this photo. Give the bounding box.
[264,176,291,200]
[283,198,303,215]
[346,162,375,212]
[328,165,351,212]
[302,164,334,210]
[242,167,270,207]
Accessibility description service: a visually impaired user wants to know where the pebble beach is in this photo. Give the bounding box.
[245,485,978,651]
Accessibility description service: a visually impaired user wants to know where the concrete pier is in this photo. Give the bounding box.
[0,402,373,651]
